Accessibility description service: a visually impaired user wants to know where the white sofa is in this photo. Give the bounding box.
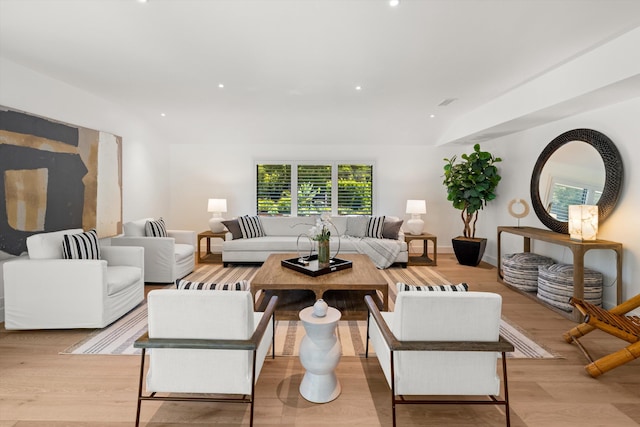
[222,216,408,268]
[3,228,145,330]
[112,218,196,283]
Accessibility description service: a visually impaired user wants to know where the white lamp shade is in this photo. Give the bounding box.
[207,198,227,213]
[568,205,598,241]
[406,199,426,214]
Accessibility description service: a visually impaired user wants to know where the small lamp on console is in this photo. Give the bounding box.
[568,205,598,241]
[208,198,228,233]
[405,199,426,235]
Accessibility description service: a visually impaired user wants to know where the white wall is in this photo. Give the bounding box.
[0,58,172,321]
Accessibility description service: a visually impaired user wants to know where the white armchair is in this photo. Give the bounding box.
[365,291,514,427]
[111,218,196,283]
[134,290,278,427]
[3,229,145,330]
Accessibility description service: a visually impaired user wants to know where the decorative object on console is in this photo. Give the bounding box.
[405,200,426,235]
[507,198,530,227]
[207,198,228,233]
[443,144,501,266]
[313,299,329,317]
[568,205,598,241]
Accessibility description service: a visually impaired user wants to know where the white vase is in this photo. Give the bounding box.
[313,299,328,317]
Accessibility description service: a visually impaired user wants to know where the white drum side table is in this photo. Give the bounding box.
[298,306,342,403]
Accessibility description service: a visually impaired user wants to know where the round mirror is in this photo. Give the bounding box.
[530,129,623,234]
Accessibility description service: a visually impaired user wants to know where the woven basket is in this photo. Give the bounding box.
[502,252,554,292]
[537,263,603,312]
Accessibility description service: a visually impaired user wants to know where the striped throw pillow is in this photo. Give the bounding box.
[238,215,265,239]
[145,218,167,237]
[396,282,469,292]
[366,216,385,238]
[62,229,101,260]
[176,279,250,291]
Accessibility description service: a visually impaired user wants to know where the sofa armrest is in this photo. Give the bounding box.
[111,236,175,258]
[101,245,144,269]
[168,230,196,246]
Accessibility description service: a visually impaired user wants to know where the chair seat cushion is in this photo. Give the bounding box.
[107,266,143,295]
[176,279,250,291]
[174,244,195,261]
[397,282,468,292]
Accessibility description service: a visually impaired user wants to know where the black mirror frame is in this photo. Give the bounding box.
[530,128,623,234]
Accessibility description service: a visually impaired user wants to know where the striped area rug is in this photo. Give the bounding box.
[61,264,557,359]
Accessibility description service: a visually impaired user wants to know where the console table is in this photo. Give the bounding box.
[497,226,622,322]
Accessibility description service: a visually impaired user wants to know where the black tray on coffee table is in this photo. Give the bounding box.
[281,255,353,277]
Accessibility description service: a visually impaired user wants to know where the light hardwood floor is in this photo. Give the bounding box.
[1,254,638,426]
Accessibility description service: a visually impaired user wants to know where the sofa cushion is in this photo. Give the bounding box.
[176,279,250,291]
[107,266,142,296]
[238,215,265,238]
[62,229,101,260]
[26,228,84,259]
[329,216,348,236]
[382,219,403,240]
[222,219,243,240]
[260,216,317,237]
[346,216,369,237]
[145,218,168,237]
[397,282,469,292]
[366,216,385,238]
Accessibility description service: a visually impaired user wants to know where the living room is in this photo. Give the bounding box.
[1,1,639,425]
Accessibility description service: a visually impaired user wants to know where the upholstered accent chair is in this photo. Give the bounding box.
[3,228,144,330]
[364,292,514,427]
[112,218,196,283]
[134,290,278,427]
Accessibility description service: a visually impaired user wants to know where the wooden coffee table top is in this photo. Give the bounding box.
[253,253,388,287]
[251,253,389,313]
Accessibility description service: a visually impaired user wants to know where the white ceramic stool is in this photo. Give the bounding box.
[298,306,342,403]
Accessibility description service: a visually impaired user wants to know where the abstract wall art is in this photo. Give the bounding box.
[0,106,122,256]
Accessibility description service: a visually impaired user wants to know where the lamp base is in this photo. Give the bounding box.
[209,217,227,233]
[405,218,424,235]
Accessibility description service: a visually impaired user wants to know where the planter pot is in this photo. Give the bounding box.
[452,237,487,266]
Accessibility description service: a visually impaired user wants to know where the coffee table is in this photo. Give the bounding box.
[251,253,389,317]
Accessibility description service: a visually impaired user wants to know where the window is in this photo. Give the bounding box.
[256,162,373,216]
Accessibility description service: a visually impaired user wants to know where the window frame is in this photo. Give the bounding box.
[255,160,376,216]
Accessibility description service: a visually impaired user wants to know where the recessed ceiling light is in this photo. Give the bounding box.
[137,0,148,3]
[355,86,362,91]
[389,0,400,7]
[218,83,224,88]
[160,113,166,117]
[430,114,436,118]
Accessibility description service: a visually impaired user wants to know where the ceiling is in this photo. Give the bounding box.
[1,0,640,146]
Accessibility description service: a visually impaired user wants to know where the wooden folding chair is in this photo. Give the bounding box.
[563,294,640,378]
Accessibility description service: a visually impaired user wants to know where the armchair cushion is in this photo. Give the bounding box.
[397,282,468,292]
[176,279,250,291]
[145,218,168,237]
[26,228,84,259]
[62,229,100,260]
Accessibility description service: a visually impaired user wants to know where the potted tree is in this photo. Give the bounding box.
[443,144,502,266]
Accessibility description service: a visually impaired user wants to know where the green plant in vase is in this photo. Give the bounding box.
[443,143,502,266]
[310,213,332,268]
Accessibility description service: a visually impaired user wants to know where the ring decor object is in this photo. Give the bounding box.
[508,198,530,227]
[296,220,342,265]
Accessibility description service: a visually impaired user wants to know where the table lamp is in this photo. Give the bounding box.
[405,199,426,235]
[568,205,598,241]
[208,198,228,233]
